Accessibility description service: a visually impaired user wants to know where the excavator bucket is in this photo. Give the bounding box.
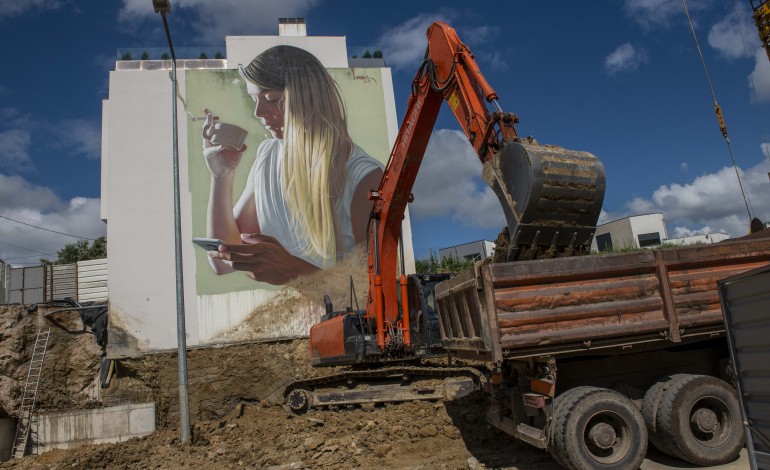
[482,141,606,261]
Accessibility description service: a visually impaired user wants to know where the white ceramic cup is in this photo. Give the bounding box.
[203,121,248,151]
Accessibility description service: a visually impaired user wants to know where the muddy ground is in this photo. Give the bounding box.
[2,394,560,470]
[0,304,102,417]
[0,303,562,469]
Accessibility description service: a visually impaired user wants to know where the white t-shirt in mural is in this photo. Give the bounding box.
[247,138,383,268]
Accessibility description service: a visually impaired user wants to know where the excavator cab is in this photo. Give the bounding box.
[406,273,452,354]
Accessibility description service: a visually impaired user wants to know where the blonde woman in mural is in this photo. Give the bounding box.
[201,45,384,285]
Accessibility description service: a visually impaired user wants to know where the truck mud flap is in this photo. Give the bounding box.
[486,403,547,449]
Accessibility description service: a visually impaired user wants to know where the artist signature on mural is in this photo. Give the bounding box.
[351,69,377,84]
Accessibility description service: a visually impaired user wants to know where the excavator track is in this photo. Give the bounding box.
[483,141,606,261]
[283,365,485,412]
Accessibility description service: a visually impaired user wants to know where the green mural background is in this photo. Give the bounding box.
[186,67,391,295]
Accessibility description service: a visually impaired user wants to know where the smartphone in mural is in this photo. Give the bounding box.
[192,237,225,251]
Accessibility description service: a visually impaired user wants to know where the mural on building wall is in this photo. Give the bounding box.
[187,46,391,343]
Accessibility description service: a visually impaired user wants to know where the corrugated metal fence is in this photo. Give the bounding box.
[77,259,108,302]
[2,259,108,304]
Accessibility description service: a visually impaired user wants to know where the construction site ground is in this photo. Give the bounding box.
[0,304,751,469]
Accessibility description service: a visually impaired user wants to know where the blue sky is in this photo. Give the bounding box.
[1,0,770,264]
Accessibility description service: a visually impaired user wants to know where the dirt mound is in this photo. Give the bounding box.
[104,339,343,427]
[1,394,559,470]
[1,310,561,469]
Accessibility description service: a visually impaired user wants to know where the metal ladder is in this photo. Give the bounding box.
[11,328,51,459]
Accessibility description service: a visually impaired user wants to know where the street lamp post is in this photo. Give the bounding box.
[152,0,191,443]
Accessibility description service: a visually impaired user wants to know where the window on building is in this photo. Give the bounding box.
[596,233,613,252]
[638,232,662,248]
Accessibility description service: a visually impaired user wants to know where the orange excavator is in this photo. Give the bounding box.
[284,22,605,410]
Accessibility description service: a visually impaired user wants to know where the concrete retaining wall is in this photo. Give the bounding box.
[37,403,155,452]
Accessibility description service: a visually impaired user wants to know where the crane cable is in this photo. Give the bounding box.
[682,0,754,222]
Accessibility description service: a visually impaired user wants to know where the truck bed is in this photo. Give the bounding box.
[434,231,770,362]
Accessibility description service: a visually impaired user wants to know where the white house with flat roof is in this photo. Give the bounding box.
[439,240,496,262]
[591,213,730,252]
[592,213,668,252]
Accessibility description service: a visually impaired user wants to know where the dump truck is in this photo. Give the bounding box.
[435,229,770,469]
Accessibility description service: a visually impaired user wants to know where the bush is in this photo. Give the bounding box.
[415,253,475,274]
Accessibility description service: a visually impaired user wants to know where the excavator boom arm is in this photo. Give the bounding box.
[309,21,606,365]
[366,23,518,343]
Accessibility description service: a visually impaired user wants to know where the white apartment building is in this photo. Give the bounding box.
[101,19,407,354]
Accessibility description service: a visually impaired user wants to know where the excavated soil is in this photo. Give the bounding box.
[1,394,559,470]
[0,303,559,469]
[0,304,102,417]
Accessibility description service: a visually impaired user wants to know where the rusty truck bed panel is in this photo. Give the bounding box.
[434,232,770,362]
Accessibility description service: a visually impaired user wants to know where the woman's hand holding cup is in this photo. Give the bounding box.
[201,107,248,178]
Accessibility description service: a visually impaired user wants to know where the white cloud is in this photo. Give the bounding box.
[459,25,499,45]
[374,14,448,71]
[0,129,33,172]
[763,142,770,159]
[749,47,770,102]
[671,225,720,237]
[477,50,509,72]
[681,162,689,172]
[597,209,611,225]
[624,0,708,30]
[411,129,505,229]
[708,2,757,59]
[119,0,320,43]
[0,0,62,20]
[605,43,648,75]
[0,174,105,265]
[622,159,770,237]
[53,119,101,159]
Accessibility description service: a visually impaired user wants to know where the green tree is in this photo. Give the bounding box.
[41,237,107,265]
[161,52,170,60]
[373,49,383,58]
[363,50,373,58]
[214,51,224,59]
[140,51,150,60]
[120,52,133,60]
[199,52,208,59]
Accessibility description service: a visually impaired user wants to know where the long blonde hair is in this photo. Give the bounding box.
[241,46,352,265]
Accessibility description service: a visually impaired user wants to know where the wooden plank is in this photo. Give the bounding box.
[500,319,671,349]
[495,278,660,313]
[498,297,663,328]
[502,309,667,335]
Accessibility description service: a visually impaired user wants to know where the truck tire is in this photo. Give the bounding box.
[550,386,647,470]
[641,374,689,457]
[651,374,744,466]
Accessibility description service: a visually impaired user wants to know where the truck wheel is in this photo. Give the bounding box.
[641,374,688,457]
[652,374,744,466]
[551,386,647,470]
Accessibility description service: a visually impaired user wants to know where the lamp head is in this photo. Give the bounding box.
[152,0,171,13]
